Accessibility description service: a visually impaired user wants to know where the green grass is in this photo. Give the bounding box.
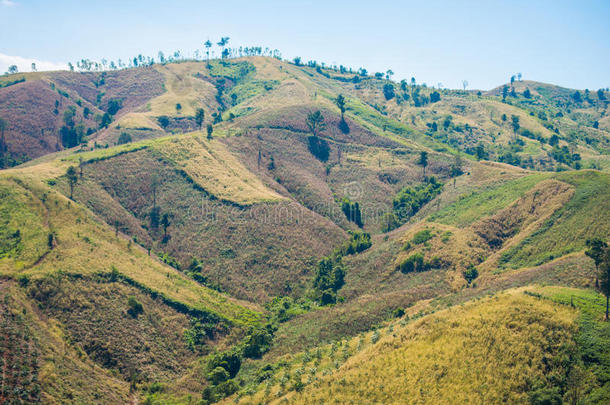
[0,179,49,267]
[428,173,550,227]
[500,171,610,267]
[532,286,610,404]
[344,96,452,153]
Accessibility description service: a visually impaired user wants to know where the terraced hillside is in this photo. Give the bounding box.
[0,56,609,404]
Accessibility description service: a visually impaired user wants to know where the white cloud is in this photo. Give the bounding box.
[1,0,17,7]
[0,53,68,74]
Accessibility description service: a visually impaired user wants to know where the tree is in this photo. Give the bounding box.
[430,91,441,103]
[175,103,182,113]
[335,94,346,121]
[31,63,37,72]
[204,40,212,64]
[586,238,608,288]
[7,65,18,74]
[572,91,582,103]
[107,99,123,115]
[66,166,78,199]
[597,89,606,101]
[195,108,205,129]
[511,115,520,139]
[462,80,468,90]
[502,85,509,101]
[117,132,132,145]
[306,110,326,138]
[523,88,532,98]
[158,115,170,129]
[517,72,522,81]
[510,75,516,85]
[161,213,171,241]
[418,151,428,176]
[207,123,213,139]
[450,154,463,188]
[382,83,395,100]
[217,37,230,58]
[386,69,394,80]
[100,112,112,128]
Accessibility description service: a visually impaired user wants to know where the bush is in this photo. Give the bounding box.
[157,115,169,129]
[392,308,405,318]
[412,229,433,245]
[107,99,123,115]
[242,328,273,359]
[117,132,132,145]
[430,91,441,103]
[393,177,443,222]
[127,296,143,317]
[462,265,479,284]
[207,350,241,379]
[381,212,400,232]
[396,253,425,273]
[338,231,371,255]
[207,367,229,385]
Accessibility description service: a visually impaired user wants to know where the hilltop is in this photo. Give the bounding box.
[0,56,609,404]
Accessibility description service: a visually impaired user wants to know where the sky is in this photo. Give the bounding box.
[1,0,609,90]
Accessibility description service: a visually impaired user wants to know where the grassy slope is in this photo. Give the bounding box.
[0,174,261,326]
[229,290,582,404]
[0,281,131,404]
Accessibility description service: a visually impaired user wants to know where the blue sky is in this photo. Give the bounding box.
[1,0,609,90]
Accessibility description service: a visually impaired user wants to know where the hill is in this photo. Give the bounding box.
[0,55,608,404]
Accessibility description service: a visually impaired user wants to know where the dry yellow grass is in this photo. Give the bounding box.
[151,134,285,205]
[147,62,219,116]
[235,290,577,404]
[115,112,163,130]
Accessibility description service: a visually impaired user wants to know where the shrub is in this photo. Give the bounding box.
[338,231,371,255]
[392,308,405,318]
[380,212,400,232]
[157,115,169,129]
[117,132,132,145]
[107,99,123,115]
[207,367,229,385]
[393,177,443,222]
[242,328,273,359]
[412,229,433,245]
[396,253,425,273]
[462,264,479,284]
[207,350,241,379]
[127,296,143,317]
